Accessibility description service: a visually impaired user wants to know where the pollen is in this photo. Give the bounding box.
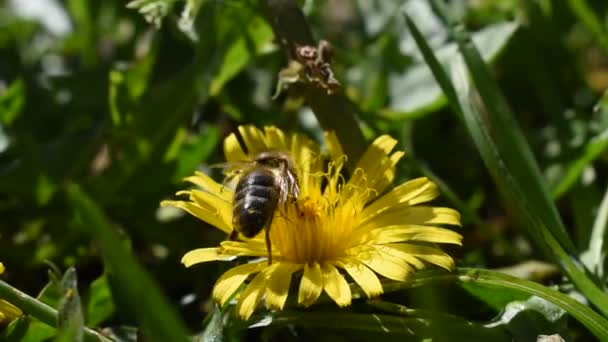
[295,197,323,221]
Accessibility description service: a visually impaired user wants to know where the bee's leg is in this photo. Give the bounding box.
[264,218,274,265]
[220,172,237,193]
[228,229,239,241]
[265,228,272,265]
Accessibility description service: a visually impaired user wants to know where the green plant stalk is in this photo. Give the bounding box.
[0,280,107,341]
[258,0,366,165]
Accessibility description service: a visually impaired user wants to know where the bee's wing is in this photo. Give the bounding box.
[208,161,255,190]
[277,166,300,204]
[208,161,254,175]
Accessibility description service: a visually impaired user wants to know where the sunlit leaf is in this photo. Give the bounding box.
[386,21,518,119]
[209,16,274,96]
[86,275,115,327]
[405,1,608,318]
[3,318,56,342]
[56,268,84,342]
[580,183,608,279]
[198,307,224,342]
[379,269,608,340]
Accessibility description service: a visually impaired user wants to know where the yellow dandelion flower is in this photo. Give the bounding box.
[0,263,22,323]
[162,125,462,320]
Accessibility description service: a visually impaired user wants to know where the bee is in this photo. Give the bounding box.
[224,151,300,264]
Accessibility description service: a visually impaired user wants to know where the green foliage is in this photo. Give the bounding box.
[56,268,85,342]
[1,0,608,341]
[67,183,190,342]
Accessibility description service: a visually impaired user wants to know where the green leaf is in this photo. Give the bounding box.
[37,279,62,309]
[346,35,390,113]
[198,306,224,342]
[86,275,115,327]
[0,278,109,341]
[386,22,518,119]
[65,0,95,65]
[489,296,568,341]
[379,269,608,340]
[3,318,56,342]
[108,44,157,127]
[56,268,84,342]
[209,16,275,96]
[406,0,608,318]
[171,125,221,182]
[246,311,511,341]
[580,184,608,280]
[66,184,190,342]
[95,2,229,201]
[0,78,25,126]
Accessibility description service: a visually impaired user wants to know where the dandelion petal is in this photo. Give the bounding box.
[298,262,323,307]
[236,271,267,320]
[213,262,266,306]
[336,260,383,298]
[181,248,226,267]
[266,263,302,310]
[324,131,344,163]
[359,251,414,282]
[238,126,267,155]
[160,200,231,233]
[322,263,351,307]
[185,171,232,201]
[387,243,455,270]
[224,133,247,161]
[360,177,438,224]
[359,225,463,245]
[263,126,288,150]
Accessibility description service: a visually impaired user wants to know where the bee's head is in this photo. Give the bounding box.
[254,151,300,180]
[254,151,291,168]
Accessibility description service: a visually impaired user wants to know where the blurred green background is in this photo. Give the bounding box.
[2,0,608,341]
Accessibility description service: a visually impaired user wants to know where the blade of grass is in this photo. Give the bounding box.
[552,127,608,199]
[581,184,608,280]
[405,3,608,318]
[66,184,190,342]
[379,268,608,340]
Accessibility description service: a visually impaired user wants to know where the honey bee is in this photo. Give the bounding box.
[223,151,300,264]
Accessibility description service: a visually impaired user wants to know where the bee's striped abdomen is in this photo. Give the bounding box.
[232,168,279,238]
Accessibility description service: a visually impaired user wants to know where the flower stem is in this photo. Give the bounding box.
[0,280,108,341]
[259,0,366,165]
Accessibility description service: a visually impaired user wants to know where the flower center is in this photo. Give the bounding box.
[295,197,323,221]
[270,190,360,264]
